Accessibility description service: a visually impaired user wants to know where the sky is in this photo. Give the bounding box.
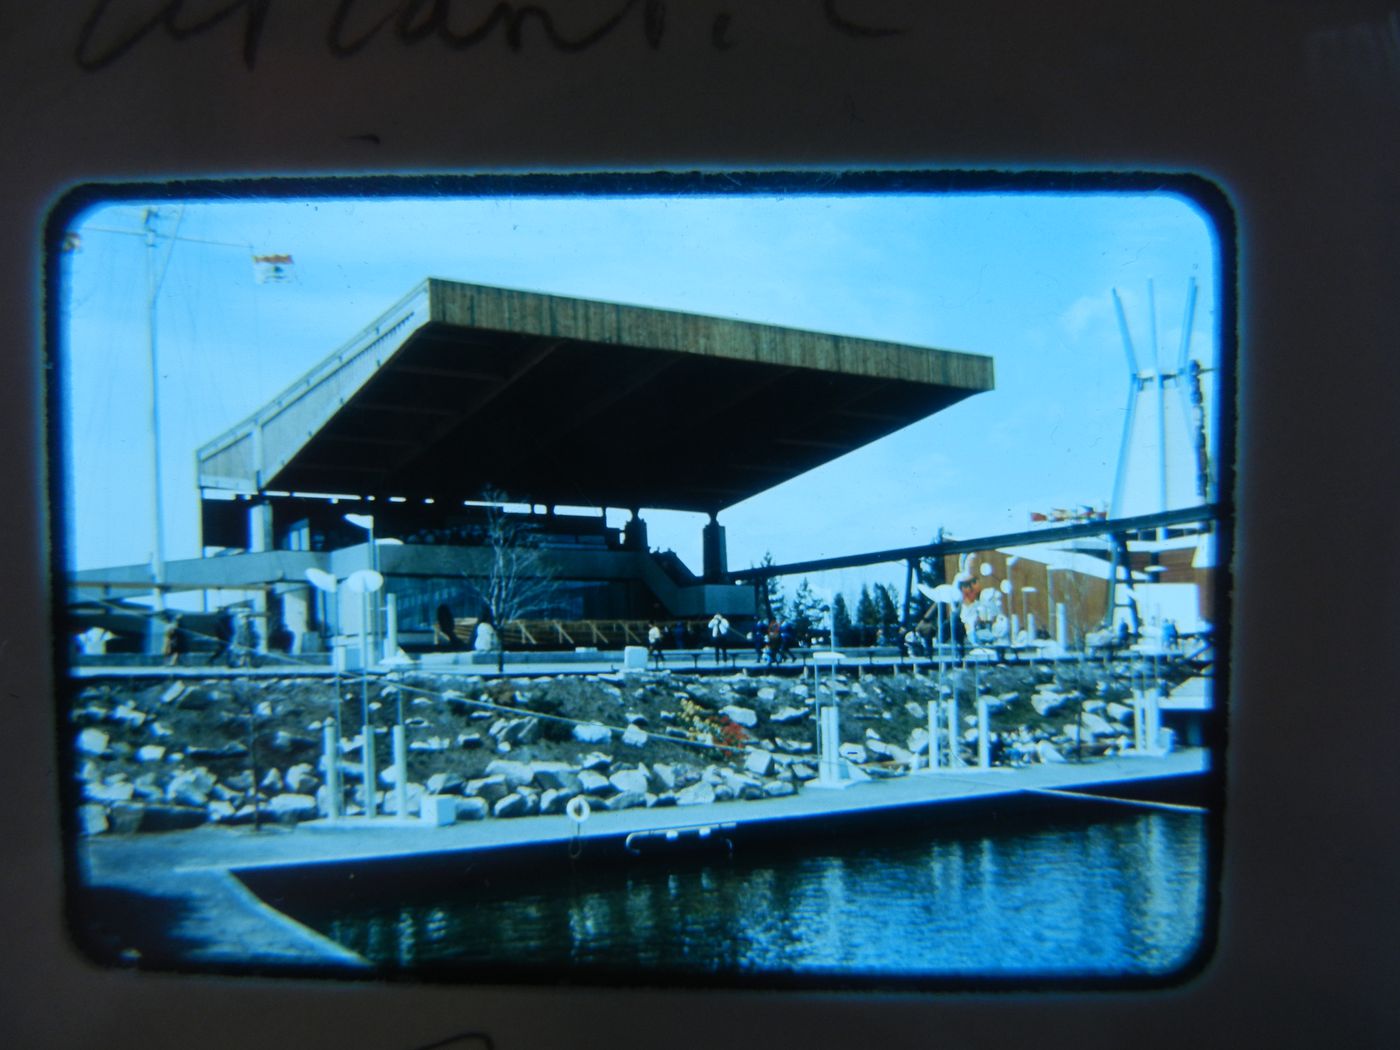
[57,189,1221,599]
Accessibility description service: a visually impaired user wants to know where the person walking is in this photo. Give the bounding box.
[708,612,730,665]
[647,622,666,667]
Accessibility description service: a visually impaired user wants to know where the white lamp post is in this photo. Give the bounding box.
[343,568,384,818]
[304,567,341,819]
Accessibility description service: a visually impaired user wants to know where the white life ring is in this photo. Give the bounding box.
[565,796,591,824]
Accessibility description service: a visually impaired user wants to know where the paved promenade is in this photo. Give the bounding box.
[76,748,1209,971]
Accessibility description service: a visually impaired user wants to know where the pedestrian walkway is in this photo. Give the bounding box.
[77,748,1209,970]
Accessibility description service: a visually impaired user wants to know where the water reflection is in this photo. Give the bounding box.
[291,810,1207,979]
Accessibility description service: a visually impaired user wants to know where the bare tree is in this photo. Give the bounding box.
[464,489,560,671]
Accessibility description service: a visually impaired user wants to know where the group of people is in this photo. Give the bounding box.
[158,607,264,667]
[750,616,798,665]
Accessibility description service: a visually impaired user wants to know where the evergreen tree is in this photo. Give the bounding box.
[855,584,878,644]
[792,578,822,636]
[876,582,901,632]
[757,551,786,620]
[831,593,854,646]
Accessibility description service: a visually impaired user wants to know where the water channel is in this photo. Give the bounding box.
[263,802,1211,984]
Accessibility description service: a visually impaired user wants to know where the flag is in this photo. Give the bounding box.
[252,253,294,284]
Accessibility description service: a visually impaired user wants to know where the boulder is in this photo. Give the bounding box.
[260,768,285,792]
[454,797,489,821]
[111,802,207,833]
[756,686,778,701]
[1106,702,1134,723]
[528,762,577,791]
[456,733,484,750]
[770,706,809,724]
[867,739,916,765]
[744,750,774,777]
[166,769,217,807]
[84,782,134,803]
[185,742,248,760]
[774,737,814,754]
[1032,691,1069,716]
[136,745,166,763]
[762,780,797,798]
[426,772,466,796]
[625,711,648,726]
[79,804,109,835]
[539,788,576,815]
[650,763,677,790]
[111,703,147,728]
[621,725,648,748]
[791,762,817,781]
[837,743,868,764]
[579,751,613,772]
[906,728,930,754]
[609,769,650,795]
[270,730,315,752]
[484,759,535,788]
[466,774,511,804]
[577,769,613,795]
[1037,740,1068,763]
[409,737,452,752]
[267,794,319,822]
[675,782,716,806]
[603,790,647,811]
[285,763,318,794]
[493,793,531,819]
[1080,712,1115,736]
[719,705,758,728]
[572,722,612,745]
[495,717,540,747]
[76,728,109,756]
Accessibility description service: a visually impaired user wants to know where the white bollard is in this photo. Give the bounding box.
[322,722,341,820]
[392,724,408,817]
[362,723,378,818]
[948,694,962,767]
[977,696,990,769]
[927,700,941,770]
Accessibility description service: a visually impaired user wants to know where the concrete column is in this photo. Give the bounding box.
[247,501,274,553]
[702,514,727,583]
[280,585,311,654]
[383,592,398,661]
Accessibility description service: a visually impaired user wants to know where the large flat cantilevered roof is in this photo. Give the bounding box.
[196,279,994,513]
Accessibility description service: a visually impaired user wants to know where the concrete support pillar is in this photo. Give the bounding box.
[383,592,398,661]
[702,513,727,583]
[281,585,311,654]
[252,588,270,653]
[247,500,274,553]
[1056,602,1068,646]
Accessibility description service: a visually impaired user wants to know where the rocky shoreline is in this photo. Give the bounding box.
[71,663,1176,836]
